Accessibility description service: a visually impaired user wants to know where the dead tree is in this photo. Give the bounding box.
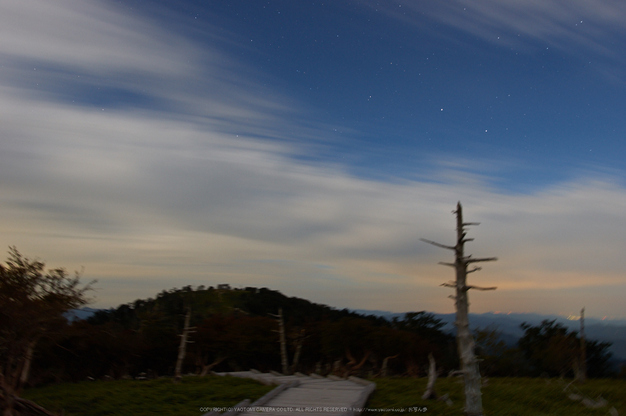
[174,307,196,382]
[422,353,438,400]
[577,307,587,383]
[290,329,308,374]
[0,390,57,416]
[270,308,290,375]
[380,354,399,377]
[422,202,497,416]
[198,355,227,376]
[344,349,372,377]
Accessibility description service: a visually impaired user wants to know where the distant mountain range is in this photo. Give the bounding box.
[64,307,101,322]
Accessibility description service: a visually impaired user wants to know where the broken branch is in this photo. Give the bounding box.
[420,238,455,251]
[465,285,497,291]
[465,257,498,264]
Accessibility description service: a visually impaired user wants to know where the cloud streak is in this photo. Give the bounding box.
[0,0,195,75]
[377,0,626,75]
[1,0,625,319]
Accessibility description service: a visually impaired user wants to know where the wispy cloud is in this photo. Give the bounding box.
[1,0,625,319]
[376,0,626,71]
[0,0,194,75]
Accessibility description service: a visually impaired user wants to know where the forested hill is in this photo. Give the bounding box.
[28,285,617,386]
[41,285,458,383]
[87,285,387,328]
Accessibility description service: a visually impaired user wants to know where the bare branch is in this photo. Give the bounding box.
[440,281,456,288]
[420,238,455,251]
[466,285,497,291]
[438,262,456,267]
[465,257,498,264]
[467,267,482,274]
[462,222,481,226]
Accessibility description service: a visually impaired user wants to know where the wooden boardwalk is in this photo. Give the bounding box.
[212,371,376,416]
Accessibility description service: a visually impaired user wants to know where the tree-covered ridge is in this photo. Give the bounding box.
[26,283,616,387]
[88,285,383,329]
[78,285,455,380]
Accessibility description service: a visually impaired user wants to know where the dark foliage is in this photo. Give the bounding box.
[0,247,93,415]
[27,286,455,383]
[22,285,618,387]
[517,320,613,378]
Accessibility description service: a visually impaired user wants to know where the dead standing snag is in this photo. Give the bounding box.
[421,202,497,416]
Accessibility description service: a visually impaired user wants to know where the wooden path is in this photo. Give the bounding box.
[211,370,376,416]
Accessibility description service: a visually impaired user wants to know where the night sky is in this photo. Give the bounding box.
[1,0,625,318]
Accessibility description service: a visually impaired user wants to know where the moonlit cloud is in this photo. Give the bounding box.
[0,0,194,75]
[1,0,625,319]
[386,0,626,54]
[375,0,626,85]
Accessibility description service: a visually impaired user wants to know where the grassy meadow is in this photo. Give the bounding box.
[366,377,625,415]
[22,376,626,416]
[21,375,274,416]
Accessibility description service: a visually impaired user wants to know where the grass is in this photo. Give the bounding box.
[22,376,626,416]
[365,377,626,415]
[22,375,274,416]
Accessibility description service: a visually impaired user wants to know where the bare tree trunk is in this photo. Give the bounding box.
[332,359,342,375]
[344,349,371,376]
[271,308,290,375]
[380,354,398,377]
[278,309,289,375]
[422,202,497,416]
[455,265,482,415]
[2,338,39,416]
[19,340,37,390]
[290,329,306,374]
[577,307,587,383]
[200,356,227,376]
[175,308,195,382]
[422,353,438,400]
[1,390,57,416]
